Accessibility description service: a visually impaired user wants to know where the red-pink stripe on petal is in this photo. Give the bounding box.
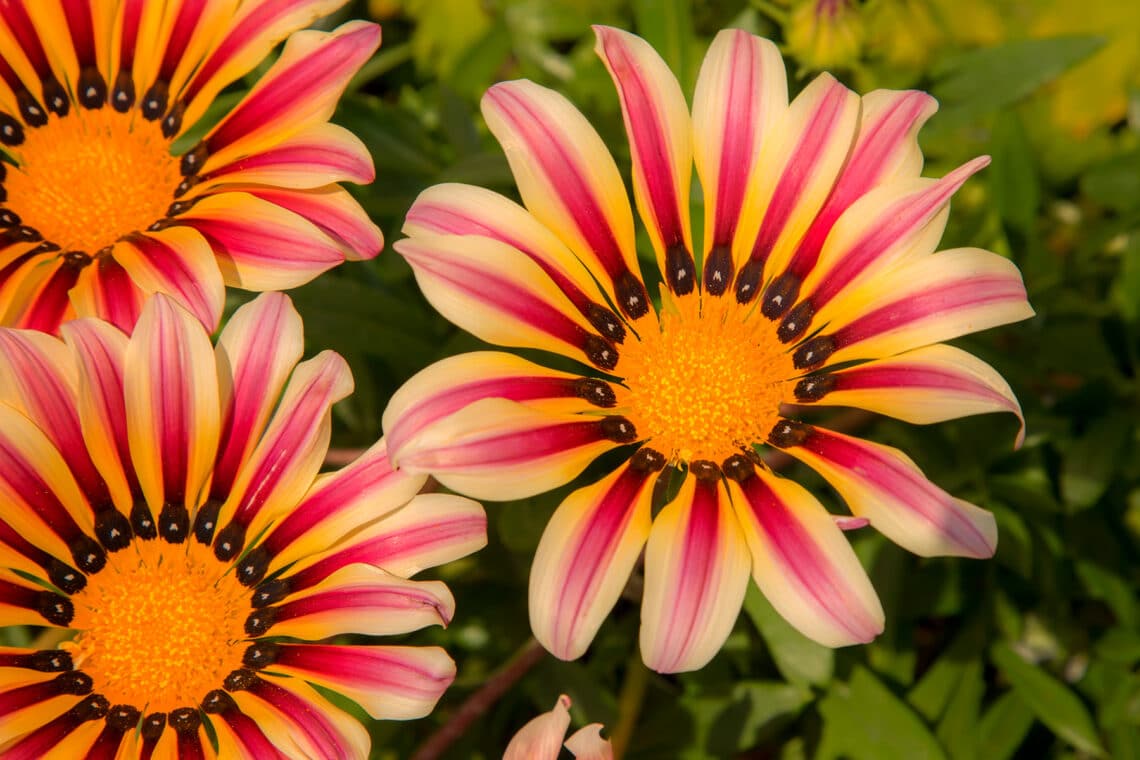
[216,706,285,760]
[117,231,223,331]
[155,0,207,82]
[273,582,453,629]
[245,187,382,262]
[203,128,374,186]
[16,260,79,334]
[60,0,97,68]
[0,409,87,546]
[242,678,359,760]
[73,257,144,333]
[404,418,611,472]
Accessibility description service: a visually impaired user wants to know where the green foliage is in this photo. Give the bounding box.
[237,0,1140,756]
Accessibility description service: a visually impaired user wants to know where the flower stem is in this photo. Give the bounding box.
[410,637,547,760]
[611,655,650,759]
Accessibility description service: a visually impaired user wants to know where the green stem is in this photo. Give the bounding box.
[610,655,651,759]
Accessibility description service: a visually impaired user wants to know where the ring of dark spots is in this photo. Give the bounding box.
[192,498,222,545]
[690,459,721,481]
[630,446,667,472]
[236,546,271,587]
[794,372,836,402]
[242,641,280,670]
[130,501,157,540]
[212,521,246,562]
[761,272,801,320]
[767,419,812,449]
[582,334,618,371]
[223,668,258,692]
[665,242,695,296]
[251,578,290,608]
[111,71,135,113]
[53,670,93,696]
[615,270,649,319]
[573,378,616,408]
[244,607,278,637]
[71,535,106,574]
[734,259,764,305]
[777,300,815,344]
[78,66,107,109]
[158,502,190,544]
[792,335,836,370]
[94,508,132,551]
[45,558,85,594]
[722,453,756,482]
[599,415,638,443]
[106,704,141,732]
[168,706,200,734]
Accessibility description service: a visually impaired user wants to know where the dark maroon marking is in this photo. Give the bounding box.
[793,372,837,402]
[665,242,695,296]
[767,419,813,448]
[703,244,734,296]
[778,299,815,344]
[792,335,836,370]
[734,258,764,304]
[761,272,801,320]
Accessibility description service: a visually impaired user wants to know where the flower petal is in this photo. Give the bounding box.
[68,256,144,333]
[175,191,348,290]
[732,73,860,298]
[258,564,455,640]
[772,422,998,558]
[803,248,1034,369]
[382,351,613,463]
[595,25,694,294]
[640,474,751,673]
[265,644,455,720]
[504,694,572,760]
[530,459,657,660]
[113,227,225,331]
[124,294,220,515]
[208,697,288,760]
[403,183,618,338]
[793,343,1025,447]
[726,460,884,647]
[395,234,618,371]
[216,350,353,546]
[565,724,615,760]
[212,292,304,501]
[482,80,648,319]
[2,256,80,333]
[692,29,786,285]
[280,493,486,589]
[397,398,632,502]
[227,677,369,760]
[243,185,383,262]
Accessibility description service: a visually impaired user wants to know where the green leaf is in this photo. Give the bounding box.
[991,643,1106,757]
[743,585,833,687]
[932,36,1104,126]
[1060,415,1131,511]
[988,111,1039,233]
[1112,234,1140,322]
[976,692,1035,760]
[936,660,985,760]
[818,666,947,760]
[633,0,695,92]
[703,681,813,755]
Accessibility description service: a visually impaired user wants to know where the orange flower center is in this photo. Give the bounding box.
[4,110,179,253]
[616,292,795,464]
[66,539,250,713]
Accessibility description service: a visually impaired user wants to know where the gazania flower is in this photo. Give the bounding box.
[0,293,486,758]
[504,695,612,760]
[384,26,1033,673]
[0,1,383,334]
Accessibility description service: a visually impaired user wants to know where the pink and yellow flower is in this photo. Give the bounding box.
[385,26,1033,673]
[0,293,486,758]
[0,1,383,333]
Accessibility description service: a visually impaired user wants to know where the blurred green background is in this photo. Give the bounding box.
[277,0,1140,757]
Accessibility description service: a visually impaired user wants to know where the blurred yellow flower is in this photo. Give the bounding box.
[784,0,865,71]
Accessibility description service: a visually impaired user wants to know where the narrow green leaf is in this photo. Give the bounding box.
[977,692,1035,760]
[743,585,833,687]
[633,0,695,92]
[991,643,1106,757]
[936,660,985,760]
[988,112,1039,233]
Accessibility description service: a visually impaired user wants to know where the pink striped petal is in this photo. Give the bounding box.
[280,493,486,590]
[265,644,455,720]
[640,473,751,673]
[0,572,72,627]
[802,248,1034,369]
[176,191,348,290]
[397,398,634,502]
[217,350,353,543]
[725,458,884,646]
[227,677,369,760]
[259,439,427,579]
[257,564,454,640]
[800,157,990,326]
[395,235,619,371]
[773,423,997,558]
[504,695,572,760]
[123,294,220,514]
[595,26,694,295]
[177,0,349,131]
[3,256,80,333]
[197,122,373,189]
[794,344,1025,447]
[69,256,144,334]
[565,725,614,760]
[200,22,380,167]
[732,73,860,298]
[530,458,658,660]
[775,89,938,296]
[382,351,614,463]
[244,186,382,261]
[113,228,224,331]
[692,29,786,289]
[208,697,289,760]
[482,80,648,319]
[212,292,304,501]
[403,184,617,338]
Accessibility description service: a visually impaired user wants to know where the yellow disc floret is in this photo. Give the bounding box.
[66,539,250,712]
[4,109,180,253]
[617,292,795,464]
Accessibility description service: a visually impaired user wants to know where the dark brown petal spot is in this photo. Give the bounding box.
[761,272,801,320]
[630,446,667,473]
[25,650,72,672]
[70,535,106,574]
[665,242,695,296]
[792,335,836,370]
[106,704,140,732]
[180,144,208,177]
[703,244,734,296]
[573,378,616,408]
[15,91,46,127]
[213,522,246,562]
[37,591,74,626]
[94,508,132,551]
[236,546,271,587]
[223,668,258,692]
[0,209,20,227]
[0,113,24,145]
[251,578,290,608]
[615,270,650,320]
[244,607,278,637]
[690,459,721,481]
[722,453,756,483]
[778,299,815,344]
[794,373,837,402]
[70,693,109,721]
[140,80,168,121]
[45,558,85,594]
[599,415,638,443]
[585,303,625,344]
[111,71,135,113]
[734,259,764,305]
[201,690,235,714]
[767,419,812,449]
[166,199,196,217]
[141,712,166,741]
[62,251,93,270]
[158,502,190,544]
[42,77,69,117]
[161,100,185,139]
[242,641,279,670]
[53,670,93,695]
[130,501,157,540]
[174,175,200,199]
[78,66,107,109]
[582,334,618,371]
[168,706,200,734]
[192,499,221,545]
